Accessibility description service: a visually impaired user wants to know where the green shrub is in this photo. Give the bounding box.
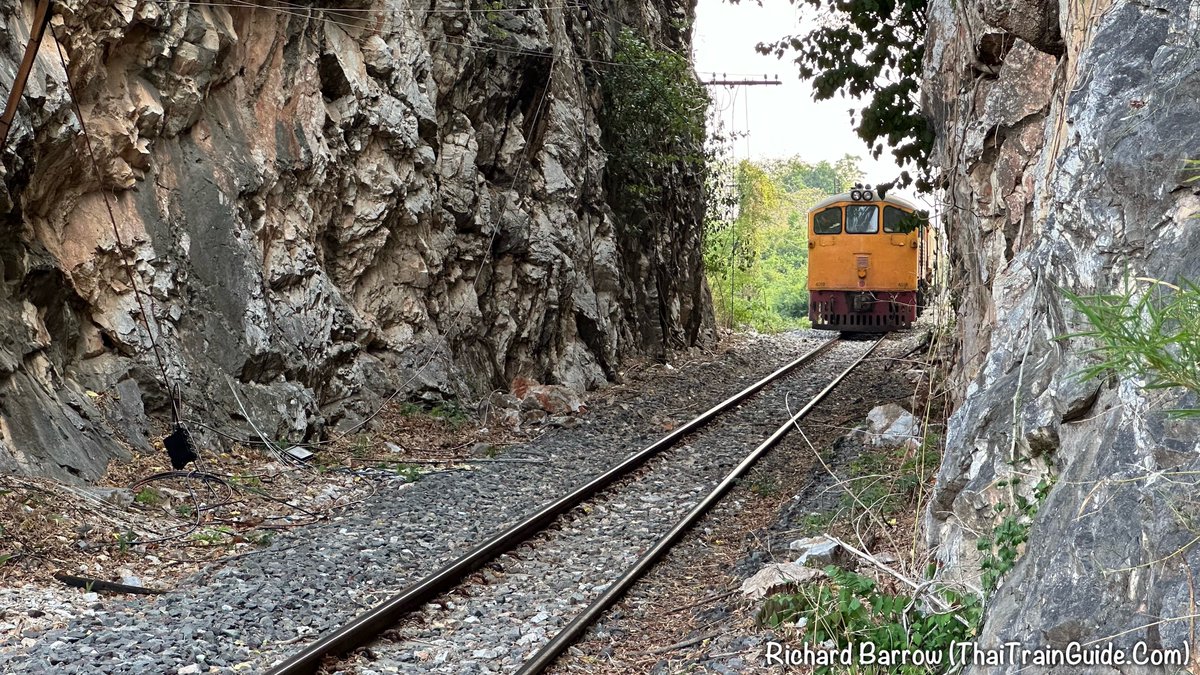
[1065,278,1200,417]
[760,566,981,674]
[600,29,708,228]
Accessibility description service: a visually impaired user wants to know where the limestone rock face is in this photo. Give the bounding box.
[0,0,714,480]
[925,0,1200,664]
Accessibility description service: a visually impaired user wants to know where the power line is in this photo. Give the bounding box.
[160,0,636,68]
[51,27,179,420]
[157,0,585,15]
[703,78,781,86]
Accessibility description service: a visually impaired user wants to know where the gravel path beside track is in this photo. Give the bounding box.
[0,332,832,674]
[338,338,878,674]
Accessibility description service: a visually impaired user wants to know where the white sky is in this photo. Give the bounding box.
[692,0,908,194]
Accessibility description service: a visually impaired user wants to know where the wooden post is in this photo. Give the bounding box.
[0,0,55,152]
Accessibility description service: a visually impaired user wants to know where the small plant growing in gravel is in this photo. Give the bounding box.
[228,474,263,488]
[174,503,194,519]
[134,487,162,506]
[392,463,422,483]
[351,434,373,458]
[114,529,135,553]
[759,565,981,674]
[248,531,273,547]
[191,527,234,545]
[749,476,781,497]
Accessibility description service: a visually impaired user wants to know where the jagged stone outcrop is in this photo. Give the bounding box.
[925,0,1200,666]
[0,0,714,481]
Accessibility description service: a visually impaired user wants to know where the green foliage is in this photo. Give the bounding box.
[1064,278,1200,417]
[430,400,470,426]
[841,435,939,522]
[757,0,931,191]
[760,566,981,674]
[134,488,161,506]
[601,29,709,227]
[749,475,781,497]
[381,463,423,482]
[351,434,373,458]
[704,155,863,331]
[976,476,1053,594]
[248,530,274,547]
[228,474,263,488]
[766,155,865,195]
[482,0,511,39]
[799,511,837,535]
[191,526,234,545]
[114,529,135,553]
[887,209,931,235]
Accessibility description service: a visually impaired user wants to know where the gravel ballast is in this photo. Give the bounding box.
[342,337,879,674]
[0,332,835,674]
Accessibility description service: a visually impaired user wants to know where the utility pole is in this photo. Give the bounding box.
[0,0,55,152]
[703,79,782,86]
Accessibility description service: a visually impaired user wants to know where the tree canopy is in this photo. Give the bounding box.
[756,0,932,193]
[704,154,864,331]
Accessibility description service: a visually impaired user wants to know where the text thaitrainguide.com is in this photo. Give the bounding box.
[763,640,1191,668]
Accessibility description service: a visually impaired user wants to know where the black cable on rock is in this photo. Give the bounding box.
[53,26,194,466]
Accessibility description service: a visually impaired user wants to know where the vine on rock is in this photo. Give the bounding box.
[599,28,710,229]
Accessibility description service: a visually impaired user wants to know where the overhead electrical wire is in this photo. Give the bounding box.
[158,0,585,14]
[51,28,181,424]
[161,0,638,68]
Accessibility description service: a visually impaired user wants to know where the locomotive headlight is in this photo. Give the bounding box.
[850,189,862,201]
[862,189,874,201]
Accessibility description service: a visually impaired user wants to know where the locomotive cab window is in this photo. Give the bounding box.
[845,205,879,234]
[813,207,842,234]
[883,206,914,233]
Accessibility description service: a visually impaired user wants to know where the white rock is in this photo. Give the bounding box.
[787,535,846,567]
[740,562,824,599]
[866,403,921,446]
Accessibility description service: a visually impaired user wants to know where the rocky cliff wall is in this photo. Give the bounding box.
[924,0,1200,665]
[0,0,714,481]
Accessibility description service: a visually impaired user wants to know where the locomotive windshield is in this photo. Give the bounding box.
[883,206,914,233]
[845,205,879,234]
[813,207,842,234]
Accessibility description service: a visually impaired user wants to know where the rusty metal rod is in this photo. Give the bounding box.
[0,0,54,152]
[267,337,839,675]
[514,336,885,675]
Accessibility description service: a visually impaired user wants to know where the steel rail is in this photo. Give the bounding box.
[514,336,885,675]
[268,337,840,675]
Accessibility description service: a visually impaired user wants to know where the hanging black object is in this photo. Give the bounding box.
[164,425,197,470]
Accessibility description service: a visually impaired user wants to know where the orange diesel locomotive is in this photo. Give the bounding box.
[807,189,933,332]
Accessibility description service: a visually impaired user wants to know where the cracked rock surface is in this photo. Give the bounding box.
[0,0,713,481]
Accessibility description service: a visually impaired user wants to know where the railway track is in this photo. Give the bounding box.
[269,335,884,675]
